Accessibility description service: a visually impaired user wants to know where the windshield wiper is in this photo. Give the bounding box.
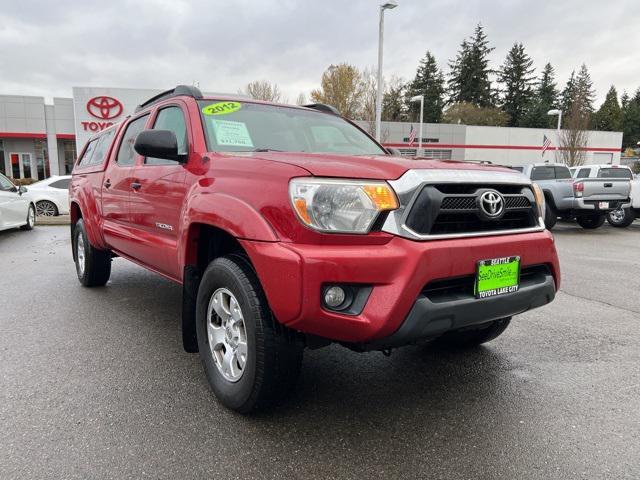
[252,148,285,152]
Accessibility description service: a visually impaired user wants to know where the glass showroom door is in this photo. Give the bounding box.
[9,153,35,180]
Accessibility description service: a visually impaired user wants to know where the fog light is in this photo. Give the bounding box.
[324,286,346,308]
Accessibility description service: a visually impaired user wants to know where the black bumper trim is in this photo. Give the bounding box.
[365,270,556,350]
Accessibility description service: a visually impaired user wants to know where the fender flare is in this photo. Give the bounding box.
[179,192,279,266]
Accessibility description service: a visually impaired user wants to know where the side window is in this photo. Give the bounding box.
[554,166,572,179]
[531,166,555,181]
[77,140,98,168]
[145,106,188,165]
[89,129,117,166]
[49,178,71,189]
[116,115,149,166]
[0,174,15,192]
[576,168,591,179]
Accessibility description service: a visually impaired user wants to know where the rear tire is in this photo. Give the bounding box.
[607,207,635,228]
[20,204,35,230]
[196,255,303,413]
[433,317,511,348]
[576,214,606,229]
[544,203,557,229]
[73,219,111,287]
[36,200,59,217]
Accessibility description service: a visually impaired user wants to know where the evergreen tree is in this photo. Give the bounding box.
[382,78,406,121]
[448,24,495,107]
[406,51,445,123]
[521,63,559,128]
[560,70,577,115]
[592,86,622,131]
[574,64,596,114]
[622,88,640,148]
[620,91,629,110]
[498,43,535,126]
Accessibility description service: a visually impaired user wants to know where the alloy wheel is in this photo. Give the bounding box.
[206,288,248,382]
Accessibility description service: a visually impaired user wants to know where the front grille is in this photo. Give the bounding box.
[405,184,539,236]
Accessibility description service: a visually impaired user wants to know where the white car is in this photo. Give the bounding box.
[27,175,71,216]
[0,173,36,231]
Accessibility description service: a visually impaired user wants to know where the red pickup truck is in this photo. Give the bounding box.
[70,85,560,412]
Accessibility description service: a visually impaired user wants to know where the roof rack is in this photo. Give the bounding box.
[135,85,203,113]
[303,103,340,115]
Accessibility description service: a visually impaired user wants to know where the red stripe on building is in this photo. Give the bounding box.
[383,142,621,153]
[56,134,76,140]
[0,132,47,139]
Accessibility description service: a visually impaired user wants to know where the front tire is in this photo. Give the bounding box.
[576,214,606,229]
[196,255,303,413]
[73,219,111,286]
[607,207,635,228]
[433,317,511,348]
[36,200,59,217]
[20,204,35,230]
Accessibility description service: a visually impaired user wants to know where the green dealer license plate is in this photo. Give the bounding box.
[475,256,520,299]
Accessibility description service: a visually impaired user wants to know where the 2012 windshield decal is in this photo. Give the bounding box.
[202,102,242,116]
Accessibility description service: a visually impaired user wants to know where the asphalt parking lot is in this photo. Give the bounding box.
[1,223,639,479]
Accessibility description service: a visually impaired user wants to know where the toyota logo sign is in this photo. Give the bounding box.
[478,190,505,219]
[86,96,123,120]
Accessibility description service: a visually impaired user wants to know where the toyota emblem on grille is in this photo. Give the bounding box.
[478,190,505,219]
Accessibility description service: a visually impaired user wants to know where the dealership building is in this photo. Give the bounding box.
[0,86,623,181]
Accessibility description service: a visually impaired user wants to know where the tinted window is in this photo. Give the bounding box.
[511,166,523,172]
[91,129,116,165]
[146,106,188,165]
[555,166,572,179]
[576,168,591,179]
[49,178,71,189]
[531,166,555,180]
[598,168,632,179]
[0,174,14,192]
[117,115,149,166]
[198,100,386,155]
[77,140,98,168]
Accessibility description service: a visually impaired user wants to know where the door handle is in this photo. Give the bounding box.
[604,183,612,188]
[131,182,142,191]
[104,179,111,189]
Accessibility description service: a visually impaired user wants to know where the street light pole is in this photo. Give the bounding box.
[375,1,398,142]
[410,95,424,155]
[547,109,563,163]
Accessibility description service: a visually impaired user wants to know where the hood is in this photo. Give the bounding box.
[219,151,516,180]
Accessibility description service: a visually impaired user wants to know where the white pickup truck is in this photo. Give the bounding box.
[571,164,639,227]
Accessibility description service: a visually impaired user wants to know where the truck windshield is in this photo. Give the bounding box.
[598,168,632,179]
[197,100,387,155]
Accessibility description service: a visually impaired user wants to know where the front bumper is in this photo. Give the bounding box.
[240,230,560,344]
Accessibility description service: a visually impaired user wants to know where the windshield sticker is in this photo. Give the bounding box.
[202,101,242,116]
[211,119,254,147]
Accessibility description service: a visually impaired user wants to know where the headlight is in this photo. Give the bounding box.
[289,178,399,233]
[532,183,545,221]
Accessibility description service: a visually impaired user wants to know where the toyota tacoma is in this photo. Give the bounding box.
[69,86,560,412]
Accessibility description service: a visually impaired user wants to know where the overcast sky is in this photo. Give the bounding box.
[0,0,636,106]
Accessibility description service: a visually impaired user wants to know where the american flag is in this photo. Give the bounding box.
[408,125,417,146]
[542,135,552,156]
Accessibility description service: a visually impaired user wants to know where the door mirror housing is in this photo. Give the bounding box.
[386,147,403,157]
[134,130,188,163]
[18,186,28,195]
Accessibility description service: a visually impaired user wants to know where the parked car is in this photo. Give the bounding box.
[27,175,71,216]
[570,165,639,228]
[0,172,36,231]
[69,85,560,412]
[517,163,631,229]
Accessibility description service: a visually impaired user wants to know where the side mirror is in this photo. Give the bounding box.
[134,130,187,163]
[386,147,403,157]
[19,186,28,195]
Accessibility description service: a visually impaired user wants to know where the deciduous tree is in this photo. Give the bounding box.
[243,80,282,102]
[310,63,365,119]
